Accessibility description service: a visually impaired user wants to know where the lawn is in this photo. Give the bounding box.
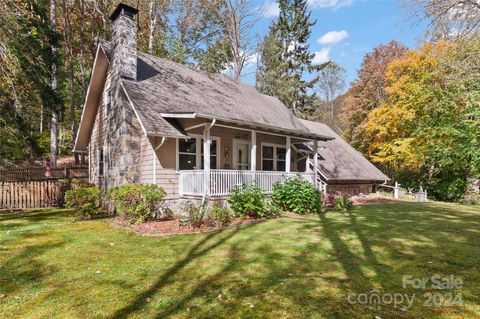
[1,202,479,319]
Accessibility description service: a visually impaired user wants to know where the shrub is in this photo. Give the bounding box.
[183,199,208,228]
[65,187,103,220]
[228,183,273,218]
[182,200,234,228]
[109,184,166,224]
[333,193,353,212]
[209,203,234,226]
[57,179,73,208]
[272,176,323,214]
[323,193,335,208]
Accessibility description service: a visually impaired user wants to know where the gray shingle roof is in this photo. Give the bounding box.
[99,40,332,140]
[300,119,389,181]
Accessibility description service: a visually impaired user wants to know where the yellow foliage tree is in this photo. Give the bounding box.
[362,42,451,171]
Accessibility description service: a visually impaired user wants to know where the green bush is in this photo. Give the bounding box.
[272,176,323,214]
[182,200,234,228]
[209,203,234,226]
[183,199,208,228]
[228,183,274,218]
[333,193,353,212]
[65,187,103,220]
[109,184,166,224]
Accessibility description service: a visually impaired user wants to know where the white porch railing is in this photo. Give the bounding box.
[179,169,317,197]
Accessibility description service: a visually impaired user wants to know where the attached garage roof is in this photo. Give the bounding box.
[300,119,389,181]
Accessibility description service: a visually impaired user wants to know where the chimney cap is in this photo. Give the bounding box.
[109,3,138,21]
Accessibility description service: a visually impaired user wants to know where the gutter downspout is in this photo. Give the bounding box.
[153,137,167,185]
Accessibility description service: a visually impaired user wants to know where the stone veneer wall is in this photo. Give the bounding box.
[326,183,374,196]
[110,10,137,82]
[89,7,144,189]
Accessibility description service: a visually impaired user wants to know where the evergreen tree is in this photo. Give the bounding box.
[256,0,318,115]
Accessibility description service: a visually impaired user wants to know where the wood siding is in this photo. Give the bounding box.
[88,86,107,188]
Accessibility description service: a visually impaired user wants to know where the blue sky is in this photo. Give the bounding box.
[241,0,427,87]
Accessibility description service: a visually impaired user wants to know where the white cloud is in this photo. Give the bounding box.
[312,47,331,64]
[308,0,354,9]
[244,52,258,68]
[262,0,353,18]
[262,1,280,17]
[317,30,349,44]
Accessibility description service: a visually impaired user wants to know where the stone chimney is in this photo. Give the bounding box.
[109,3,138,81]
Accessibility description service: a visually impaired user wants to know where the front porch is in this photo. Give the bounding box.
[179,169,318,197]
[151,117,330,198]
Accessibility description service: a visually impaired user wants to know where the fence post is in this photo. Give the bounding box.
[394,182,400,199]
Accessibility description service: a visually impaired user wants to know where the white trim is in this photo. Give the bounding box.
[203,128,211,195]
[184,123,206,131]
[103,87,111,119]
[233,138,251,170]
[313,140,319,187]
[160,113,196,118]
[260,142,287,171]
[286,136,291,173]
[74,45,105,150]
[250,130,256,172]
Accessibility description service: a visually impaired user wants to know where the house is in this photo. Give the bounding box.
[74,3,388,204]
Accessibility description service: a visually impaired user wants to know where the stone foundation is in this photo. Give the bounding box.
[326,184,374,196]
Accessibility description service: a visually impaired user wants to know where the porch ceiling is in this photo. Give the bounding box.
[160,114,334,141]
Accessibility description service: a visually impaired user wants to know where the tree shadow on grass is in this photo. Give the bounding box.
[0,238,64,295]
[110,204,480,318]
[0,209,73,222]
[110,223,259,319]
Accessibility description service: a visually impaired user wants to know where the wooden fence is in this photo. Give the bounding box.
[0,180,67,210]
[0,166,88,182]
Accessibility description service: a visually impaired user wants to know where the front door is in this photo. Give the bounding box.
[233,140,250,170]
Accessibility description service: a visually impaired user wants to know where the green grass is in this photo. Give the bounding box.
[1,202,479,318]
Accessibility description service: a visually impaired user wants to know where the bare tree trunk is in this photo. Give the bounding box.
[63,0,79,164]
[79,0,87,95]
[40,105,43,133]
[50,0,58,168]
[213,0,258,81]
[148,0,158,54]
[69,58,79,164]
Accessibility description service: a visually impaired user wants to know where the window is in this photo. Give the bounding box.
[276,147,286,171]
[261,144,287,171]
[262,146,274,171]
[103,88,111,118]
[98,147,104,176]
[178,137,219,170]
[178,139,197,170]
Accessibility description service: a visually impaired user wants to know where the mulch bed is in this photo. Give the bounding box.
[112,217,264,237]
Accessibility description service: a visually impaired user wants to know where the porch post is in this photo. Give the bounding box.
[203,127,211,195]
[313,140,318,188]
[251,130,256,172]
[286,136,291,173]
